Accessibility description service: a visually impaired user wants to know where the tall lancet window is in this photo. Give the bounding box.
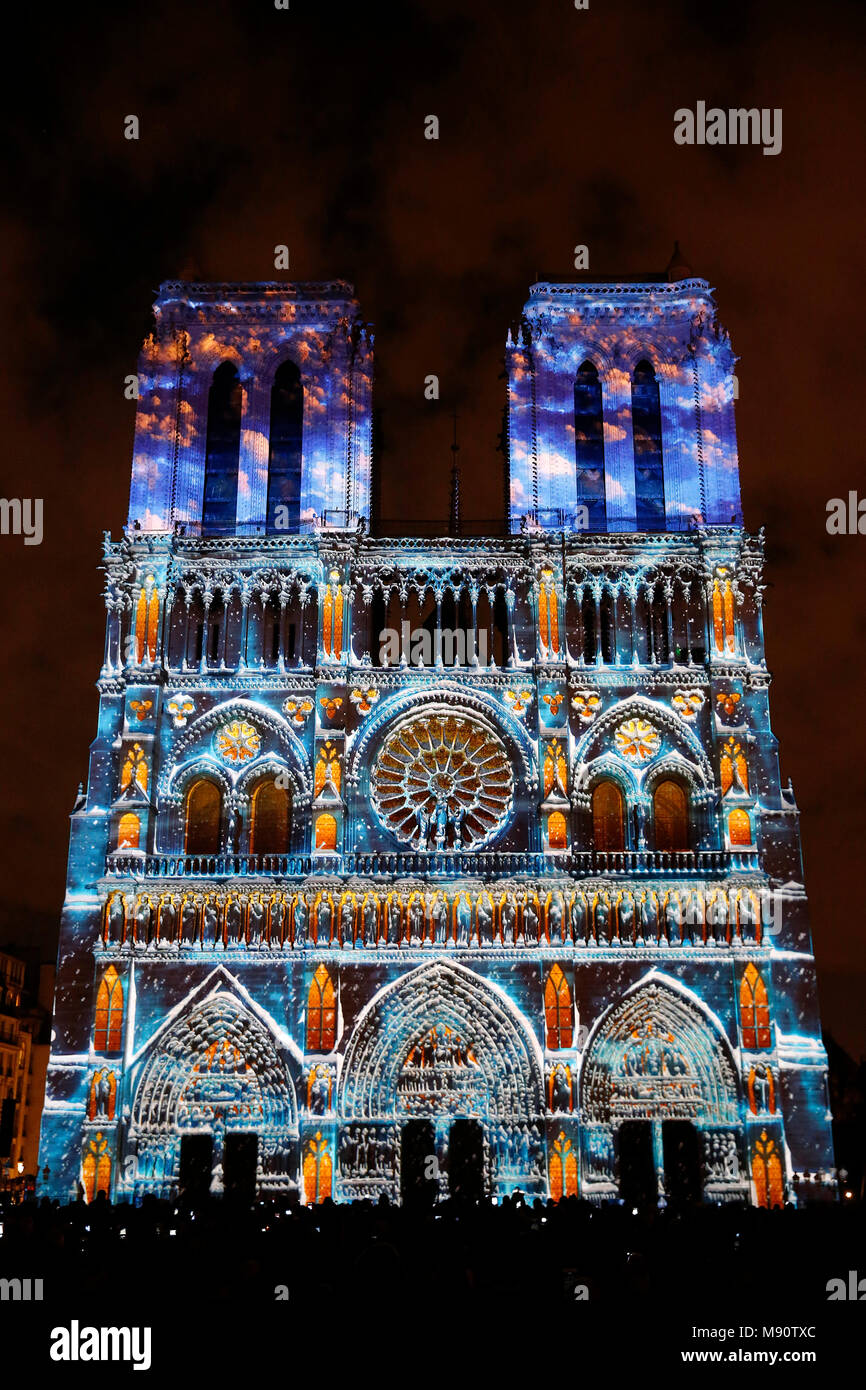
[267,359,303,533]
[574,360,606,530]
[202,361,242,535]
[631,359,665,529]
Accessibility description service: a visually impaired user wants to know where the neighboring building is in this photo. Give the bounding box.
[0,949,52,1193]
[40,269,834,1207]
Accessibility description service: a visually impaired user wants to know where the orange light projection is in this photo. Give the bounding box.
[544,964,573,1049]
[94,966,123,1052]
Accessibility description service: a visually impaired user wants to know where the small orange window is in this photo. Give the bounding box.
[94,966,124,1052]
[544,964,573,1049]
[740,963,771,1050]
[307,964,336,1052]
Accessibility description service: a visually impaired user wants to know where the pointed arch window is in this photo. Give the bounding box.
[303,1132,333,1204]
[740,963,771,1049]
[120,744,148,795]
[548,811,567,850]
[574,360,606,530]
[544,964,573,1049]
[307,964,336,1052]
[202,361,242,535]
[752,1130,784,1208]
[543,740,567,798]
[720,737,749,796]
[82,1132,112,1203]
[250,777,291,857]
[549,1131,578,1200]
[94,966,123,1052]
[266,359,303,533]
[653,779,689,851]
[728,808,752,846]
[592,780,625,851]
[134,582,160,664]
[631,360,665,528]
[184,778,222,856]
[117,813,140,851]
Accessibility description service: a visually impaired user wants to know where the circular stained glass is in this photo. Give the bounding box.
[215,719,261,764]
[371,710,513,850]
[614,717,660,764]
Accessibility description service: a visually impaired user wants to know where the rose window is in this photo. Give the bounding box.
[215,719,261,764]
[614,717,661,764]
[371,711,513,849]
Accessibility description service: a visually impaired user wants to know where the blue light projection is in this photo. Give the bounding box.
[40,275,834,1210]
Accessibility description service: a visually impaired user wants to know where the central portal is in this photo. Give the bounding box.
[338,960,547,1203]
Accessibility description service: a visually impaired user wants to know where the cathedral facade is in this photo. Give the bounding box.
[40,274,835,1208]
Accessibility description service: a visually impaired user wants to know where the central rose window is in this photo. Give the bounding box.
[371,710,513,850]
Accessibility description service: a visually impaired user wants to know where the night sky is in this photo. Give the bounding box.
[2,0,864,1053]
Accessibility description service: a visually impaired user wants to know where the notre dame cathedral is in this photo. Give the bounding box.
[40,267,835,1209]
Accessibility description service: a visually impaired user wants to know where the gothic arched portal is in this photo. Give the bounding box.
[579,978,746,1206]
[338,960,545,1201]
[128,992,299,1199]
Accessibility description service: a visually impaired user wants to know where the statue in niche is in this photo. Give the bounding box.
[207,897,222,945]
[408,896,424,945]
[707,891,727,940]
[387,894,402,946]
[225,896,243,942]
[514,894,526,944]
[364,894,378,946]
[552,1065,571,1113]
[432,894,449,944]
[135,896,153,944]
[752,1064,772,1114]
[309,1069,330,1116]
[181,895,198,944]
[159,896,177,944]
[500,894,516,945]
[628,799,647,849]
[270,895,286,947]
[685,888,703,941]
[525,889,539,945]
[455,893,471,946]
[618,892,634,944]
[594,894,609,943]
[640,890,658,941]
[740,892,758,939]
[94,1071,112,1119]
[316,895,332,945]
[477,894,494,945]
[433,794,449,851]
[106,894,126,943]
[248,896,265,945]
[570,892,586,945]
[548,892,563,944]
[452,806,466,852]
[293,894,308,947]
[665,893,682,943]
[416,805,431,850]
[340,896,354,948]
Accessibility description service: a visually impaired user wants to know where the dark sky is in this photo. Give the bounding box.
[2,0,865,1053]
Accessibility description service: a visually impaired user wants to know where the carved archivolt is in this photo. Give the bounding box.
[131,993,297,1132]
[581,979,738,1126]
[339,960,544,1123]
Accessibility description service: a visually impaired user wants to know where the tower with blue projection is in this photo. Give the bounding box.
[40,266,835,1208]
